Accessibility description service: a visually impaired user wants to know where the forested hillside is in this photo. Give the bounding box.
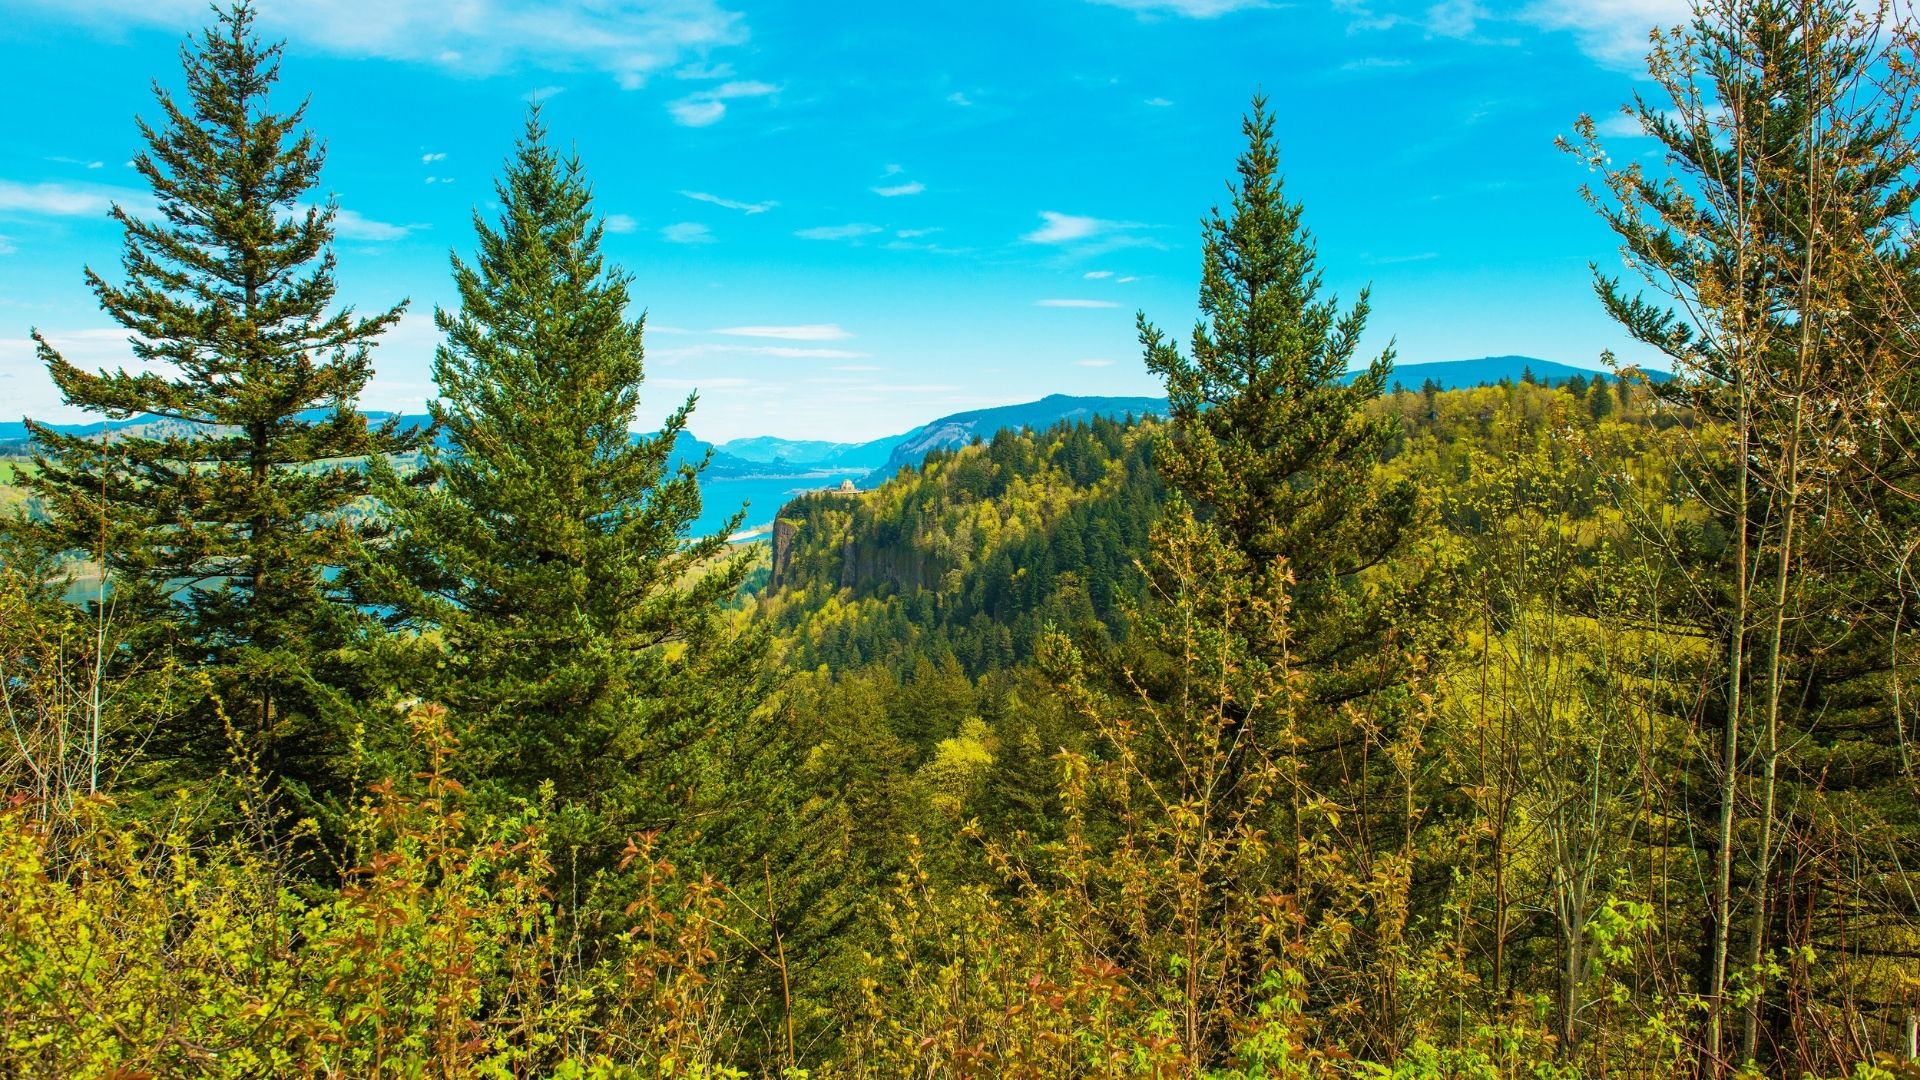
[6,2,1920,1079]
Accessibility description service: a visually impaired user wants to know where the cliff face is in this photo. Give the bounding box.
[769,516,800,590]
[766,488,940,598]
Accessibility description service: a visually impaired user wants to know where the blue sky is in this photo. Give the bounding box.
[0,0,1685,443]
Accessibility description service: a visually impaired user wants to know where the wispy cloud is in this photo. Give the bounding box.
[1022,210,1152,251]
[525,85,565,102]
[1038,299,1121,309]
[1083,270,1114,279]
[22,0,749,91]
[47,156,104,169]
[716,324,853,341]
[946,91,974,106]
[1521,0,1691,68]
[1340,56,1412,72]
[654,344,868,361]
[0,179,144,217]
[662,222,714,244]
[421,151,447,164]
[873,181,925,197]
[1024,211,1106,244]
[1425,0,1481,37]
[604,214,638,234]
[334,208,423,241]
[0,235,15,256]
[795,223,883,241]
[682,190,776,214]
[1088,0,1272,15]
[1074,358,1116,367]
[1144,96,1174,107]
[668,80,777,127]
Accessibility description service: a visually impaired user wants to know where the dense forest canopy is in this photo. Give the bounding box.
[6,2,1920,1078]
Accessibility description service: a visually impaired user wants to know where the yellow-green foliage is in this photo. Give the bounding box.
[0,707,764,1080]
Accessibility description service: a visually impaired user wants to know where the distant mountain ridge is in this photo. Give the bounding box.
[3,356,1657,472]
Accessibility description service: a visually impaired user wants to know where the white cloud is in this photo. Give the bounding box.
[1088,0,1271,15]
[795,223,883,241]
[1024,211,1104,244]
[670,100,728,126]
[1426,0,1480,37]
[682,190,776,213]
[1074,358,1116,367]
[0,179,124,216]
[946,91,973,106]
[334,208,422,241]
[525,85,566,102]
[668,79,777,127]
[1117,275,1140,283]
[662,222,714,243]
[1,327,184,420]
[0,235,15,256]
[1083,270,1114,279]
[421,151,447,164]
[1341,56,1412,72]
[715,324,852,341]
[654,343,867,361]
[1023,210,1150,248]
[895,227,940,239]
[1144,96,1174,107]
[873,181,925,197]
[1038,299,1122,309]
[20,0,749,91]
[1521,0,1692,68]
[48,156,105,170]
[604,214,638,233]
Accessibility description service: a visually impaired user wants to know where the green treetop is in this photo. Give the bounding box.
[1139,97,1422,679]
[365,110,760,858]
[21,1,418,800]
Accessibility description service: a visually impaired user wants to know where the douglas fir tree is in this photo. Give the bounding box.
[363,111,766,865]
[21,2,420,805]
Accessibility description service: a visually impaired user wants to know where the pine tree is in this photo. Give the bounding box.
[1139,96,1424,694]
[1119,97,1445,1058]
[21,2,417,801]
[363,111,761,861]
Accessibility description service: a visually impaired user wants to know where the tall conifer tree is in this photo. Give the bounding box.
[1121,98,1444,1058]
[21,2,417,799]
[365,111,761,858]
[1140,99,1421,691]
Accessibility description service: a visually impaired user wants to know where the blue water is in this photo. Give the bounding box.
[695,470,866,541]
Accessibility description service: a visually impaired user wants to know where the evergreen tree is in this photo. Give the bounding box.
[1138,96,1424,692]
[1120,97,1446,1059]
[1587,373,1615,420]
[363,111,761,861]
[20,2,417,801]
[1571,0,1920,1067]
